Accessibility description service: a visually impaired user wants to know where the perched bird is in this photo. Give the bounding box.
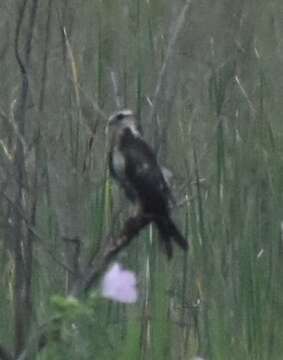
[107,109,188,258]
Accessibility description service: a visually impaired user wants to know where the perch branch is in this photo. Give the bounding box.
[70,214,152,296]
[16,213,152,360]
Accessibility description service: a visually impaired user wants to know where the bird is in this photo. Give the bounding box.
[107,109,188,259]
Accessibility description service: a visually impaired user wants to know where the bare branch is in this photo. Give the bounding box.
[16,213,153,360]
[71,214,152,297]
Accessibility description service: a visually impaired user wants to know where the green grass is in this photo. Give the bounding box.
[0,0,283,359]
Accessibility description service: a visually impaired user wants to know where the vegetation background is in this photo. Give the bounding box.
[0,0,283,359]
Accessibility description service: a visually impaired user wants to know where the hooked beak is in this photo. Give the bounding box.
[108,113,116,124]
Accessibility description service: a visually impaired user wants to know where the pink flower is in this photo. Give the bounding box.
[101,263,138,303]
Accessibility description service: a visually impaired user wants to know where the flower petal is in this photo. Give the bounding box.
[101,263,138,303]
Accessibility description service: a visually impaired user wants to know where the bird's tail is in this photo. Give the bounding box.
[155,216,188,259]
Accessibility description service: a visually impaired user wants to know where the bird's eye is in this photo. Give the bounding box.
[116,113,124,121]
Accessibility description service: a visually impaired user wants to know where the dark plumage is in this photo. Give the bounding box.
[108,109,188,258]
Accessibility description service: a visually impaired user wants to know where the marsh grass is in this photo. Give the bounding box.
[33,2,283,358]
[0,1,283,359]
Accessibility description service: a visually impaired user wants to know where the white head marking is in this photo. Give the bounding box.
[108,109,140,137]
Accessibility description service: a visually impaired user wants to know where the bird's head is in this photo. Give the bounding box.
[107,109,139,136]
[108,109,135,126]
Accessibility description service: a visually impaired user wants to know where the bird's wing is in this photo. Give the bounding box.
[119,128,171,213]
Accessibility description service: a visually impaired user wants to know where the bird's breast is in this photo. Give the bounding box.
[112,146,126,179]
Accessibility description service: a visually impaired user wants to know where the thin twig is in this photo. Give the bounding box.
[77,82,108,121]
[110,70,122,108]
[62,27,81,117]
[235,75,256,115]
[148,0,192,125]
[1,191,74,274]
[55,10,108,145]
